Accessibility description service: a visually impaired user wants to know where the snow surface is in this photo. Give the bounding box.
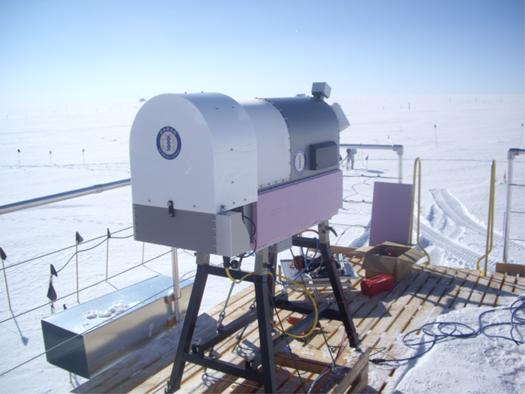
[394,295,525,394]
[0,95,524,392]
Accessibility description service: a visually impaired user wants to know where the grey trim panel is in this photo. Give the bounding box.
[263,97,340,182]
[133,204,251,256]
[134,204,217,253]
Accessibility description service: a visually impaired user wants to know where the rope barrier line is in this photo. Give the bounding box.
[0,226,134,323]
[409,158,431,265]
[0,225,134,272]
[0,249,172,325]
[476,160,496,276]
[0,253,14,317]
[0,281,181,378]
[56,237,110,274]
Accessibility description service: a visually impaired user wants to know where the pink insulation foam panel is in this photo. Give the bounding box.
[254,170,342,249]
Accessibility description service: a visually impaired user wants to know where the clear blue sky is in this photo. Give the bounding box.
[1,0,523,109]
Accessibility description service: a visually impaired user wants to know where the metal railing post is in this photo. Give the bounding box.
[409,158,431,265]
[476,161,496,276]
[394,144,403,183]
[502,149,523,262]
[503,151,513,262]
[171,248,181,321]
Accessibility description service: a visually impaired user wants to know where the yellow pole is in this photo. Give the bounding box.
[410,158,431,265]
[476,160,496,276]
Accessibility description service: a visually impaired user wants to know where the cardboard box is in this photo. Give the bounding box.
[363,242,424,282]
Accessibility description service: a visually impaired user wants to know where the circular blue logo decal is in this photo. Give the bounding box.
[156,126,181,160]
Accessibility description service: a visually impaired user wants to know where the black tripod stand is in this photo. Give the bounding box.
[166,221,359,393]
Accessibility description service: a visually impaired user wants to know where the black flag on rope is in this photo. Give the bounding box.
[50,264,58,277]
[47,282,57,302]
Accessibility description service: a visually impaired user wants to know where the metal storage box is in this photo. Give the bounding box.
[41,275,192,378]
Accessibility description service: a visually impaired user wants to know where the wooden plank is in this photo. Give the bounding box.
[305,269,428,392]
[496,273,517,306]
[350,363,369,394]
[267,368,308,394]
[383,267,470,357]
[401,266,468,332]
[141,282,315,393]
[137,295,262,393]
[359,269,436,348]
[496,262,525,276]
[114,263,524,394]
[377,267,464,393]
[379,266,450,329]
[362,266,457,393]
[355,270,426,329]
[328,350,369,394]
[480,272,505,307]
[438,269,479,312]
[448,269,481,310]
[174,284,326,394]
[466,271,492,308]
[275,352,328,374]
[514,274,525,294]
[217,281,341,394]
[138,293,260,393]
[321,268,429,392]
[190,361,260,394]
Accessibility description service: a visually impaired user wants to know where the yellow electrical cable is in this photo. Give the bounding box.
[411,158,431,266]
[476,160,496,276]
[272,273,319,339]
[223,267,319,339]
[224,266,256,284]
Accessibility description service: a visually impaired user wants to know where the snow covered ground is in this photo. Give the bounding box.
[394,295,525,394]
[0,94,523,392]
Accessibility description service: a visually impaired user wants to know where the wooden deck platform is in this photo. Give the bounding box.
[76,258,525,394]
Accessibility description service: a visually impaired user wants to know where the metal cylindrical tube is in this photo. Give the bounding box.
[397,150,403,183]
[503,151,514,262]
[171,248,181,321]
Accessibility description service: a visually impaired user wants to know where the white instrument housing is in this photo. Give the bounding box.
[130,83,350,256]
[130,93,258,215]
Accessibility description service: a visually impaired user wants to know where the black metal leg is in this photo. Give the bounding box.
[254,275,278,393]
[320,242,360,348]
[268,248,277,304]
[166,264,208,393]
